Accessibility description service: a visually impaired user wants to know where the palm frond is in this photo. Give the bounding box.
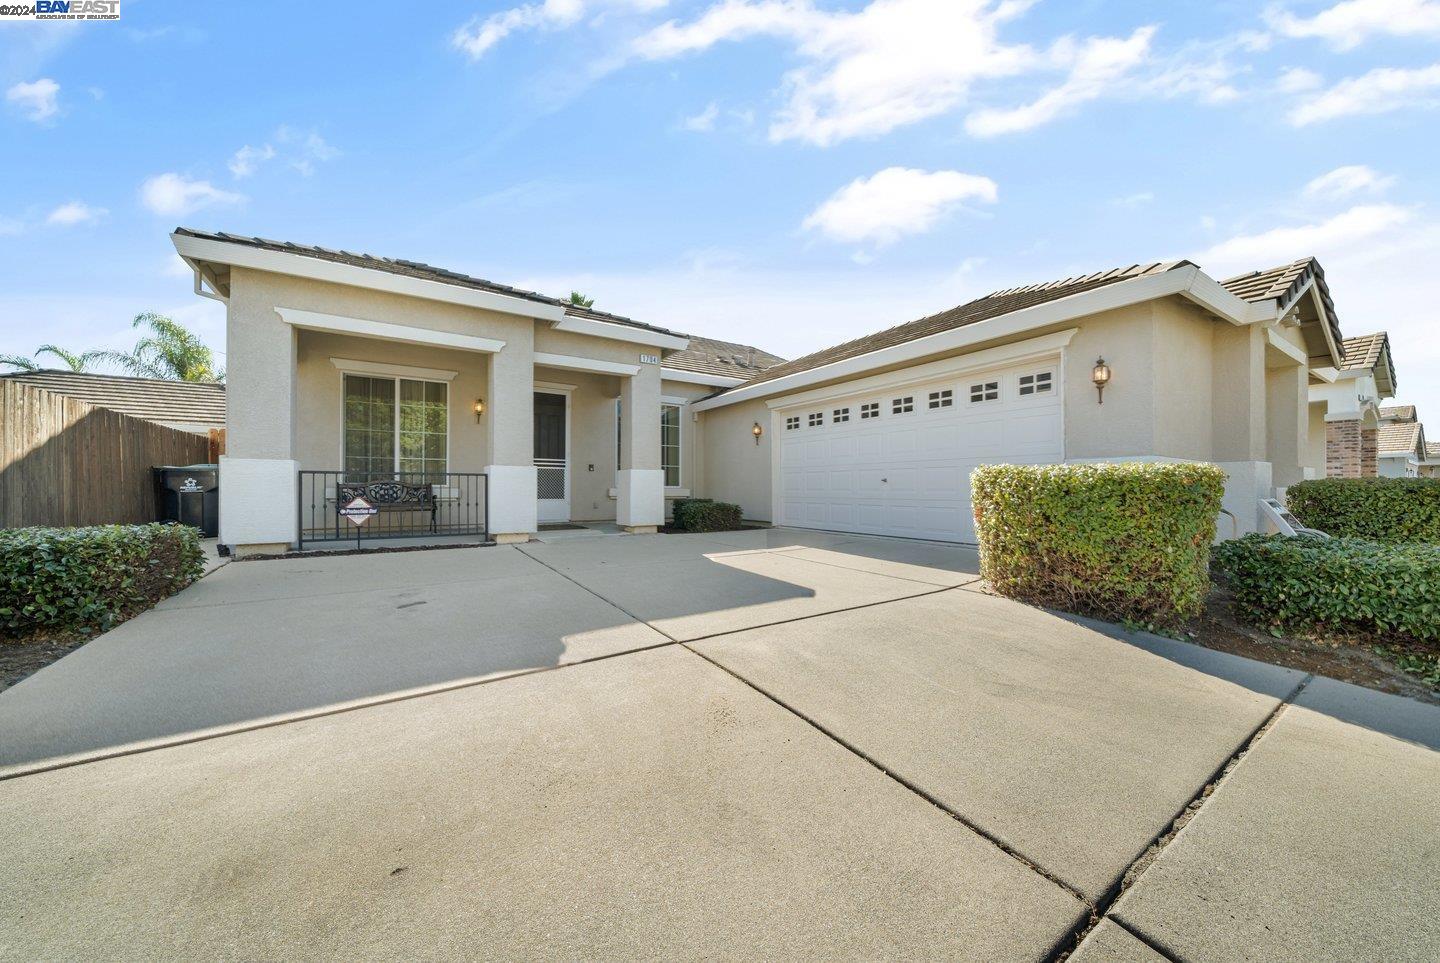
[0,354,39,372]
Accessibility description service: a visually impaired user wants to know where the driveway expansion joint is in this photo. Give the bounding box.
[1052,672,1315,961]
[680,640,1093,923]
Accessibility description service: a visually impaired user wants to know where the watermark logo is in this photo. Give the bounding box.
[1,1,120,20]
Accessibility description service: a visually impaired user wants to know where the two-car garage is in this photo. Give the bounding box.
[775,358,1064,544]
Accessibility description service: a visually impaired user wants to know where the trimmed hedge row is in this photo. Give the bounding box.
[1213,534,1440,642]
[1286,477,1440,543]
[972,462,1227,628]
[0,523,205,636]
[670,498,744,533]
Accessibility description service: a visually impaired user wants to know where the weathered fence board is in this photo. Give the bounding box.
[0,380,211,529]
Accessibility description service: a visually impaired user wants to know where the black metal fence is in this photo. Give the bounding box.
[298,470,488,549]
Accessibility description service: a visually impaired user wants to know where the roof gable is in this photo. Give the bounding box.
[1340,331,1396,395]
[1220,257,1342,364]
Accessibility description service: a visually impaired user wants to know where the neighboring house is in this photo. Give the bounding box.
[174,228,1386,554]
[0,369,226,435]
[1419,442,1440,479]
[1377,406,1427,478]
[1306,331,1395,478]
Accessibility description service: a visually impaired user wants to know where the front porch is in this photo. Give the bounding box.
[218,304,676,554]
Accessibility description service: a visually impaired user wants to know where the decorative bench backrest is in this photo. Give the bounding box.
[336,481,435,506]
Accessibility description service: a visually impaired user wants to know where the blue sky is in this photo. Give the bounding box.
[3,0,1438,419]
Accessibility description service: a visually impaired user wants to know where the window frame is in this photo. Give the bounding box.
[891,395,915,415]
[660,402,683,487]
[341,371,450,479]
[785,415,801,431]
[968,380,1000,405]
[808,411,824,428]
[832,407,851,423]
[860,401,880,420]
[927,389,954,409]
[1017,369,1055,397]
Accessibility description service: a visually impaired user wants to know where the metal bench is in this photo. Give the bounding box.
[335,480,438,533]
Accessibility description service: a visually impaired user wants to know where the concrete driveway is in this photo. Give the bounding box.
[1,530,1436,960]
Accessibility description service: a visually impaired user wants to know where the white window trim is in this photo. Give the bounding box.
[339,371,452,475]
[614,400,687,490]
[661,401,684,488]
[968,379,1001,405]
[330,357,458,381]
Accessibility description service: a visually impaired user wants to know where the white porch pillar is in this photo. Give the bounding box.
[484,333,537,544]
[220,269,299,555]
[617,363,664,533]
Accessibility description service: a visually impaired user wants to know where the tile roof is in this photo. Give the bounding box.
[1378,421,1423,455]
[733,261,1190,390]
[1,370,226,433]
[1340,332,1386,370]
[1380,405,1417,422]
[174,227,685,339]
[663,335,786,378]
[1220,257,1342,358]
[1426,442,1440,460]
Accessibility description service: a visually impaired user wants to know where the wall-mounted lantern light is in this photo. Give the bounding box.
[474,398,486,422]
[1092,358,1112,404]
[751,421,764,445]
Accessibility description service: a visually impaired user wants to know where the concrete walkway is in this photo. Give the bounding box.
[1,530,1436,960]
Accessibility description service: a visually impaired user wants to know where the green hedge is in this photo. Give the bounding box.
[972,462,1227,628]
[1286,477,1440,543]
[0,523,205,637]
[1214,534,1440,642]
[671,498,744,533]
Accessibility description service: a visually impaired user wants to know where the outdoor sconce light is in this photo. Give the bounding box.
[1092,358,1112,404]
[751,421,764,445]
[473,398,486,422]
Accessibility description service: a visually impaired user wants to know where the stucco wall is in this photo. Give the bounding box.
[699,397,773,521]
[1149,299,1217,459]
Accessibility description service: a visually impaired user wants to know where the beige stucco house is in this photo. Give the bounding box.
[174,229,1394,554]
[1377,406,1428,478]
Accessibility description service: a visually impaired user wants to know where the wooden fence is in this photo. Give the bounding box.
[1,380,211,529]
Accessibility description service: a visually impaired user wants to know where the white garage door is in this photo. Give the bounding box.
[777,359,1063,543]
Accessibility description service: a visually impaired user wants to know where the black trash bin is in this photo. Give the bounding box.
[154,464,220,537]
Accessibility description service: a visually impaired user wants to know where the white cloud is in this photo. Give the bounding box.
[276,127,340,176]
[45,201,106,226]
[1266,0,1440,51]
[228,143,276,178]
[1275,66,1322,93]
[802,167,998,247]
[139,173,245,217]
[635,0,1045,146]
[1113,191,1155,208]
[6,78,60,122]
[1301,165,1394,201]
[1289,62,1440,125]
[1196,204,1414,276]
[452,0,666,59]
[966,26,1156,137]
[680,101,719,131]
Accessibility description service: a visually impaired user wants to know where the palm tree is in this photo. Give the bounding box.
[96,312,224,382]
[569,291,595,309]
[0,345,104,372]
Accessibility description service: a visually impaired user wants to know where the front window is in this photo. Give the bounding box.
[344,374,447,480]
[661,403,681,487]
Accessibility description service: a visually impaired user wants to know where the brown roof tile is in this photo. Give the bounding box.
[663,335,786,378]
[1220,257,1342,357]
[2,370,226,432]
[1378,421,1423,455]
[733,261,1189,390]
[1380,404,1417,422]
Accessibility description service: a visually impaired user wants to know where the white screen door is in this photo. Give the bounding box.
[535,390,569,522]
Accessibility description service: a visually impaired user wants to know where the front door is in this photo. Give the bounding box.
[534,391,569,522]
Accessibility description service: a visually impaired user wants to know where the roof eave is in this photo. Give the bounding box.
[695,264,1262,412]
[172,231,569,322]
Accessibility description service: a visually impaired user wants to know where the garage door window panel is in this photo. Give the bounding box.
[892,396,914,414]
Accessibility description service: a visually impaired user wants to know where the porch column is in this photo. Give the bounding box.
[1324,415,1367,478]
[1266,361,1307,490]
[219,269,299,555]
[617,364,664,533]
[483,336,537,544]
[1211,324,1269,534]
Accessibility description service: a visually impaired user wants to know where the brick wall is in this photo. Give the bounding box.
[1325,419,1361,478]
[1360,425,1378,477]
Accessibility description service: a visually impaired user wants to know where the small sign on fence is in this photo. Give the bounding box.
[339,496,377,526]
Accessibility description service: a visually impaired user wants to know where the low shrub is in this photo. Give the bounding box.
[1286,477,1440,543]
[0,523,205,637]
[1213,534,1440,643]
[971,462,1227,628]
[671,498,744,533]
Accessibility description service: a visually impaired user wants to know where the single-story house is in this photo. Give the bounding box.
[1306,331,1395,478]
[0,369,226,436]
[1420,442,1440,479]
[1377,405,1428,478]
[172,228,1392,554]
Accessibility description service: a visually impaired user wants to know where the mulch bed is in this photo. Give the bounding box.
[1,631,93,693]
